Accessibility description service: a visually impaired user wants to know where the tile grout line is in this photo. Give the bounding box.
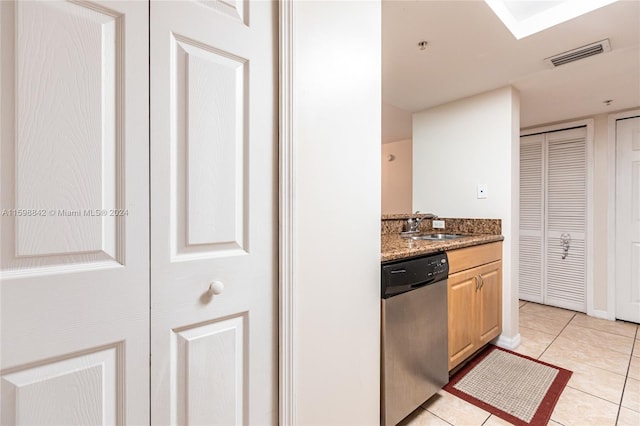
[537,311,576,360]
[543,312,635,412]
[519,303,639,425]
[615,325,639,425]
[419,403,455,425]
[569,318,639,339]
[519,304,576,425]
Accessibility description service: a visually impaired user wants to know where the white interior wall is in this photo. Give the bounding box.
[382,138,412,214]
[413,86,521,348]
[290,1,381,424]
[382,102,412,143]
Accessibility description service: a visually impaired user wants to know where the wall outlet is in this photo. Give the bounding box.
[477,184,488,199]
[432,220,445,229]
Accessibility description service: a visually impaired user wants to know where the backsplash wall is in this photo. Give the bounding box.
[381,215,502,235]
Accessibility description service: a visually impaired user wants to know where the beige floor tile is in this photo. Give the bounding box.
[537,352,626,404]
[482,415,513,426]
[629,355,640,381]
[513,326,556,359]
[633,342,640,358]
[570,313,638,338]
[548,421,563,426]
[398,407,451,426]
[560,323,635,355]
[519,300,527,308]
[520,302,576,322]
[541,335,631,376]
[550,386,618,426]
[622,377,640,412]
[519,311,571,336]
[617,407,640,426]
[421,390,490,426]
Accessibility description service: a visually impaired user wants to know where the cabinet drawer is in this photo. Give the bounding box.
[448,242,502,274]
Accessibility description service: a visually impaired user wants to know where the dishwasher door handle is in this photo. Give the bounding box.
[409,278,436,289]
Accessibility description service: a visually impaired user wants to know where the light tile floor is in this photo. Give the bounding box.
[399,301,640,426]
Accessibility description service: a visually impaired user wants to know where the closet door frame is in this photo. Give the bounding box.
[607,109,640,321]
[521,118,594,315]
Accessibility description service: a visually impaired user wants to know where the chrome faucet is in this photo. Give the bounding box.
[405,211,438,234]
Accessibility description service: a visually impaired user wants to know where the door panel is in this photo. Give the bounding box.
[519,134,544,303]
[545,129,587,312]
[171,35,248,257]
[1,1,149,424]
[173,316,245,425]
[477,261,502,344]
[448,270,476,369]
[150,1,277,424]
[2,0,126,271]
[616,116,640,322]
[1,346,120,425]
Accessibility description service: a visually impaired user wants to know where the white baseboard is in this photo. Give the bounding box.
[589,309,614,321]
[494,333,521,351]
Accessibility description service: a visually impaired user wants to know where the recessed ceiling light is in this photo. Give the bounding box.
[484,0,619,39]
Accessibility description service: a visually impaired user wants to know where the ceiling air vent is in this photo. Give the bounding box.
[545,39,611,67]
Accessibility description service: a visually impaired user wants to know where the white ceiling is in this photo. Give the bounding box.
[382,0,640,128]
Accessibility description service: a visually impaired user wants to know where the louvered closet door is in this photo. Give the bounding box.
[545,128,587,312]
[520,134,544,303]
[519,127,588,312]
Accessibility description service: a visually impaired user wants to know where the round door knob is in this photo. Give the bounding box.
[208,281,225,296]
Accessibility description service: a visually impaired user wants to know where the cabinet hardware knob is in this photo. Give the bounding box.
[208,281,225,296]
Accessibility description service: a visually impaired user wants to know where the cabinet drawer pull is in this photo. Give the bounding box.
[478,274,484,290]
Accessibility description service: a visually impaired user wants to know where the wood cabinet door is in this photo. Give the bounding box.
[477,261,503,345]
[448,268,478,370]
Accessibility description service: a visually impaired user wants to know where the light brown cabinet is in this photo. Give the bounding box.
[447,242,502,371]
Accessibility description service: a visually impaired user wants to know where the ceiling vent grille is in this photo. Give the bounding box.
[545,39,611,67]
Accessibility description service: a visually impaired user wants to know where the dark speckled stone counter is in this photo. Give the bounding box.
[381,233,503,263]
[381,215,503,262]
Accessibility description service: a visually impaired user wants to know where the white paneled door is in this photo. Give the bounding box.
[150,1,277,425]
[616,116,640,323]
[1,1,149,424]
[2,0,277,424]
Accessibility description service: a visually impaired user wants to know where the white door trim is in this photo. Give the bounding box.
[521,119,594,315]
[279,0,295,424]
[607,109,640,321]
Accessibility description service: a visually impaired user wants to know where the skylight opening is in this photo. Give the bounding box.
[484,0,619,39]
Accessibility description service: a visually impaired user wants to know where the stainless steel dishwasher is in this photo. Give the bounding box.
[381,252,449,426]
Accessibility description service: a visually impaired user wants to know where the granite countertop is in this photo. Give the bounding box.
[381,233,504,263]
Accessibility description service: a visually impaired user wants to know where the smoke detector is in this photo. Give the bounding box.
[545,39,611,67]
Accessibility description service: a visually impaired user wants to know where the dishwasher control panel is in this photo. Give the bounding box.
[381,252,449,299]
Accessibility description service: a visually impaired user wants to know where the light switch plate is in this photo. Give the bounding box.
[477,184,488,199]
[432,220,445,229]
